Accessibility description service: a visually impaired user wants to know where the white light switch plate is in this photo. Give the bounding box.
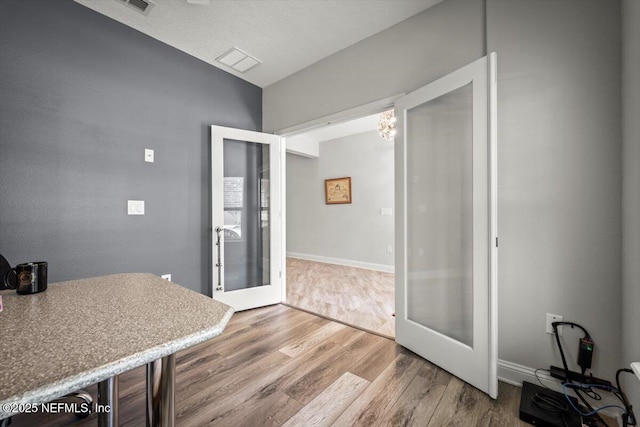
[380,208,392,216]
[145,149,154,163]
[127,200,145,215]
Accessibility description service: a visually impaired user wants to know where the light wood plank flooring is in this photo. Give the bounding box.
[12,304,530,426]
[286,257,395,337]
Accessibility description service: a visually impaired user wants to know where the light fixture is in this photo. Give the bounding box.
[378,109,396,142]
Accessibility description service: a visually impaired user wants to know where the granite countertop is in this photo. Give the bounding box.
[0,273,234,418]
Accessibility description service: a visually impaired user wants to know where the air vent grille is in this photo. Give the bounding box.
[216,47,262,73]
[115,0,155,16]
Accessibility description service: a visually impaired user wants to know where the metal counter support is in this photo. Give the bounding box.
[146,354,175,427]
[97,376,119,427]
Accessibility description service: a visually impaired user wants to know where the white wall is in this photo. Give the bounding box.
[487,0,622,381]
[267,0,625,383]
[285,134,319,158]
[263,0,485,133]
[622,0,640,406]
[287,131,394,268]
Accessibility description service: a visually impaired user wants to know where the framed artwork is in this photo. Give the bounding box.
[325,177,352,204]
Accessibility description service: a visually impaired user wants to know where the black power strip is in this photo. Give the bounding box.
[549,366,612,387]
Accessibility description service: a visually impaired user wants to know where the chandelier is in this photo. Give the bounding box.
[378,109,396,142]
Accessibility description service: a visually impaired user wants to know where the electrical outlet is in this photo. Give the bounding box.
[546,313,563,335]
[161,274,171,281]
[386,245,393,254]
[145,148,154,163]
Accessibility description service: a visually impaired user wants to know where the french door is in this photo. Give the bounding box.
[394,53,498,397]
[210,125,283,311]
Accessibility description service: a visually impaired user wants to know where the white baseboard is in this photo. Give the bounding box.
[498,359,623,423]
[286,252,394,273]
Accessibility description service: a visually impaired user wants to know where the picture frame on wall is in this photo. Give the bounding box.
[325,177,352,204]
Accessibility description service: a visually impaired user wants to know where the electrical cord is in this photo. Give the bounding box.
[615,368,637,427]
[535,368,551,389]
[550,321,609,425]
[582,387,602,401]
[544,321,628,426]
[532,321,636,426]
[562,383,627,417]
[531,391,570,427]
[552,321,591,376]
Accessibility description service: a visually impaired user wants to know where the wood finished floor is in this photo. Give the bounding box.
[12,304,530,427]
[286,257,395,337]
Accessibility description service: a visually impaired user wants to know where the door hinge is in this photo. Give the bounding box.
[279,271,282,278]
[496,237,499,247]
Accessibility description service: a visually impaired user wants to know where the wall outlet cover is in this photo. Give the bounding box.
[161,274,171,281]
[145,148,154,163]
[546,313,563,335]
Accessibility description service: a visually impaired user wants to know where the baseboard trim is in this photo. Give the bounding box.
[498,359,622,423]
[286,252,395,273]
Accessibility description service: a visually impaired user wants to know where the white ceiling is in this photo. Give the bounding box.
[74,0,442,88]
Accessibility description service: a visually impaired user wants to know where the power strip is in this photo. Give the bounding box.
[549,366,612,387]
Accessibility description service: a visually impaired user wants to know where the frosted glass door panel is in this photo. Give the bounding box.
[395,54,496,398]
[223,139,270,292]
[406,83,473,347]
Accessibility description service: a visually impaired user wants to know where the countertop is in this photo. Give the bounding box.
[0,273,234,417]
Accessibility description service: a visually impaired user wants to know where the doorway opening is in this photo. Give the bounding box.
[282,111,396,338]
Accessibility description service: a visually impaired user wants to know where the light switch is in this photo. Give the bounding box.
[127,200,145,215]
[380,208,393,216]
[145,149,154,163]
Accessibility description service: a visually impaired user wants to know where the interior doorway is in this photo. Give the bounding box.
[282,112,396,337]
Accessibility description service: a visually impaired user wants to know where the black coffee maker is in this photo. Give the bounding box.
[0,253,12,290]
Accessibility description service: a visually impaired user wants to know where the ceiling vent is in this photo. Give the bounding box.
[216,47,261,73]
[115,0,155,16]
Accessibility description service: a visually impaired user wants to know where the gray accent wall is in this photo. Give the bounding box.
[622,0,640,405]
[287,131,394,268]
[266,0,625,383]
[0,0,262,295]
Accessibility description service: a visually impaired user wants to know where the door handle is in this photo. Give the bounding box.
[214,226,223,291]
